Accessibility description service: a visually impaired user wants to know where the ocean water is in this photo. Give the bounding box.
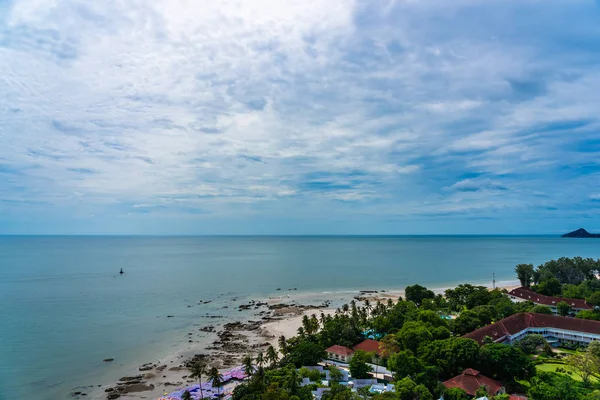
[1,235,599,399]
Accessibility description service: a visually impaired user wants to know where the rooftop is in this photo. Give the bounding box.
[508,287,591,310]
[464,312,600,344]
[353,339,383,355]
[443,368,502,396]
[325,345,354,356]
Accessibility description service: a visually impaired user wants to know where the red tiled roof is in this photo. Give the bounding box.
[508,287,591,309]
[326,345,354,356]
[443,368,502,396]
[353,339,383,355]
[464,313,600,344]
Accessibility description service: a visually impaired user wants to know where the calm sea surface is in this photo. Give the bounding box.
[1,235,599,399]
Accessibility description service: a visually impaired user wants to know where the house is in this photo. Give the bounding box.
[443,368,504,397]
[326,345,354,363]
[508,287,591,315]
[464,312,600,346]
[326,340,383,364]
[353,339,383,357]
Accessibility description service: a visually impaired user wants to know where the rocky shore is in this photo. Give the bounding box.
[71,293,333,400]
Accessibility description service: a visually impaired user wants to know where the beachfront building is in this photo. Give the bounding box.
[508,287,591,315]
[325,340,383,364]
[442,369,504,398]
[353,339,384,363]
[464,312,600,346]
[326,345,355,363]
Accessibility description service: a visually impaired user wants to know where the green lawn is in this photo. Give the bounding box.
[535,362,599,383]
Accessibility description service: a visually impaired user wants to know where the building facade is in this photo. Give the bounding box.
[508,287,591,315]
[464,313,600,346]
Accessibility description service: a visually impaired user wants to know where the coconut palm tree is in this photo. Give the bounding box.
[341,304,349,315]
[242,354,254,379]
[208,367,224,397]
[266,345,279,368]
[255,351,265,369]
[284,367,299,395]
[278,335,287,355]
[188,361,207,399]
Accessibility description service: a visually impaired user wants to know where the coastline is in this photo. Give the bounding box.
[74,279,520,400]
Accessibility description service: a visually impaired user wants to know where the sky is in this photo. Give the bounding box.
[1,0,600,235]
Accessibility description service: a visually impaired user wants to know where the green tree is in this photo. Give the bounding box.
[475,385,489,398]
[479,343,535,381]
[515,264,534,287]
[413,384,433,400]
[208,366,224,397]
[405,285,435,307]
[537,278,562,296]
[566,351,598,387]
[256,351,265,369]
[188,361,207,399]
[329,366,344,383]
[557,301,572,317]
[528,372,586,400]
[398,321,433,354]
[387,350,424,378]
[395,377,417,400]
[267,345,279,369]
[419,337,481,378]
[278,335,288,355]
[242,354,254,379]
[321,384,353,400]
[284,340,326,367]
[576,309,600,320]
[349,350,372,379]
[284,367,300,395]
[514,334,546,354]
[588,292,600,307]
[182,390,192,400]
[530,304,553,315]
[450,310,482,336]
[588,340,600,359]
[443,387,469,400]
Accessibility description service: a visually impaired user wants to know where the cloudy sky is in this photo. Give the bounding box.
[1,0,600,235]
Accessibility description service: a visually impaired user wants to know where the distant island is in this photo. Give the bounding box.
[562,228,600,238]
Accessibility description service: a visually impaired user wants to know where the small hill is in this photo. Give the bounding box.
[562,228,600,238]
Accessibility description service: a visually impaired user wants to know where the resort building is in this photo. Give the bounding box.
[442,368,504,397]
[325,345,355,363]
[508,287,591,315]
[325,340,383,363]
[464,312,600,346]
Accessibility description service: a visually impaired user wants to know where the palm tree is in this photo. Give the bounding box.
[284,367,299,395]
[278,335,287,355]
[188,361,207,399]
[242,354,254,379]
[256,351,265,369]
[266,345,279,368]
[208,366,224,397]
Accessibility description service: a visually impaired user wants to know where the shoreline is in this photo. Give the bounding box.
[74,279,520,400]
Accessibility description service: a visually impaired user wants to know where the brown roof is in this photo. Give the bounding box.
[443,368,502,396]
[509,287,591,309]
[353,339,383,355]
[326,345,354,356]
[464,313,600,344]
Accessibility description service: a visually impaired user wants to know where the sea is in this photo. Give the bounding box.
[1,235,599,399]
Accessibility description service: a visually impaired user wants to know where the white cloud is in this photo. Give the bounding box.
[1,0,600,232]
